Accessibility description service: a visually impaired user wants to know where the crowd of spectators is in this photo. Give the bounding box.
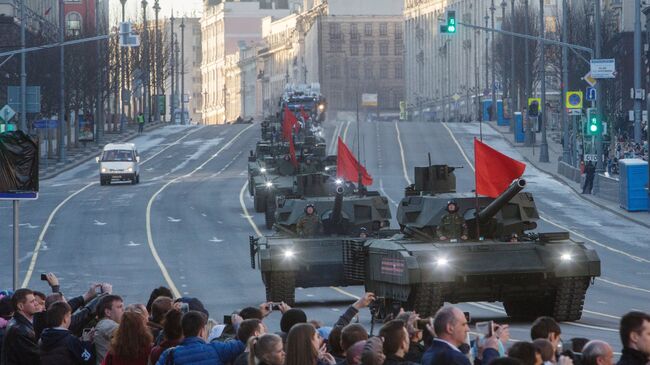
[603,137,649,176]
[1,275,649,365]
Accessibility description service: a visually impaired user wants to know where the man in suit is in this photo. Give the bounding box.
[421,306,499,365]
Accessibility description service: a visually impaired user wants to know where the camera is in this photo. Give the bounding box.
[223,314,232,326]
[416,318,430,331]
[40,273,47,281]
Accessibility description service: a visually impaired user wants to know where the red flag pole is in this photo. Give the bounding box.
[473,138,481,240]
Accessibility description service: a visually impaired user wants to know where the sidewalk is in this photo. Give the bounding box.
[39,121,165,180]
[489,122,650,229]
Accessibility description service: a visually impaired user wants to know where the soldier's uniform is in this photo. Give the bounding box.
[296,205,321,237]
[437,213,467,240]
[301,160,318,174]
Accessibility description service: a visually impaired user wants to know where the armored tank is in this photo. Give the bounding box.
[250,181,394,305]
[342,165,600,320]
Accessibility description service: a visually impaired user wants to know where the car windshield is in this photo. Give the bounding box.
[102,149,134,162]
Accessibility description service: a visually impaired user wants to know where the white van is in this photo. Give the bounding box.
[96,143,140,185]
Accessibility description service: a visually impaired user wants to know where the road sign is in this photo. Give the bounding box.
[0,105,16,123]
[8,86,41,113]
[566,91,583,109]
[452,93,461,101]
[584,154,598,162]
[590,58,616,79]
[586,87,597,101]
[568,109,583,116]
[32,119,59,129]
[528,98,542,116]
[361,93,378,107]
[582,72,597,87]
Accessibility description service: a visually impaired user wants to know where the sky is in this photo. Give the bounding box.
[109,0,203,23]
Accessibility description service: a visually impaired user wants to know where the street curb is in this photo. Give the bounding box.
[487,122,650,230]
[40,122,165,181]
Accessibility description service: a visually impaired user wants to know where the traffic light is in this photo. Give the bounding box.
[586,108,602,135]
[441,10,457,34]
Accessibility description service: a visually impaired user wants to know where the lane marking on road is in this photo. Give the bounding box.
[342,121,351,144]
[379,179,399,208]
[239,182,263,237]
[328,122,343,155]
[441,122,650,265]
[596,277,650,293]
[146,124,255,297]
[394,122,412,185]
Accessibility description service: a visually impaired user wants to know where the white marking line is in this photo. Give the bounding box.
[329,122,343,155]
[239,181,263,237]
[23,126,204,287]
[596,277,650,293]
[146,124,255,298]
[394,122,412,185]
[441,122,650,266]
[342,121,351,144]
[379,179,398,208]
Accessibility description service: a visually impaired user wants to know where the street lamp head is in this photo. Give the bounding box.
[120,0,127,5]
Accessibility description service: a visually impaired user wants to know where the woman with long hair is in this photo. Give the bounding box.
[247,333,284,365]
[101,311,153,365]
[285,323,335,365]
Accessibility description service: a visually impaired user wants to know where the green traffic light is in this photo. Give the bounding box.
[448,25,456,32]
[590,124,598,132]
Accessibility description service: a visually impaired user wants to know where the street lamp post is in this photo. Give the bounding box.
[524,0,533,146]
[170,12,175,122]
[490,0,497,122]
[510,0,516,116]
[58,0,66,161]
[19,0,26,132]
[153,0,160,123]
[119,0,127,133]
[180,17,185,125]
[561,0,570,163]
[141,1,149,124]
[538,0,549,162]
[484,11,489,122]
[500,0,507,126]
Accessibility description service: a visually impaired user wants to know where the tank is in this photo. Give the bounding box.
[350,165,601,320]
[249,182,394,305]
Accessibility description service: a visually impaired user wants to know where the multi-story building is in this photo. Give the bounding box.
[63,0,108,37]
[224,44,259,121]
[200,0,290,124]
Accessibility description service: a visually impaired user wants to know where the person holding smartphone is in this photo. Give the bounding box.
[39,301,95,365]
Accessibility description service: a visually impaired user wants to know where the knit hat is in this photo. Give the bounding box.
[0,294,13,319]
[280,308,307,333]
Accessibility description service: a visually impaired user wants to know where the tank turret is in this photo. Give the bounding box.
[406,165,457,196]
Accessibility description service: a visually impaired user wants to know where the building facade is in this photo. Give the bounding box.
[200,0,289,124]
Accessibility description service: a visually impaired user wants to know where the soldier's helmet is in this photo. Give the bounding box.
[446,200,458,213]
[305,203,316,215]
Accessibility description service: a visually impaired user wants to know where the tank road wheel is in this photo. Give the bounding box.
[551,277,589,321]
[407,283,445,317]
[254,193,267,213]
[265,197,276,229]
[264,271,295,306]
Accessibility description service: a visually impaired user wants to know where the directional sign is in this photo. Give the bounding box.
[566,91,583,109]
[582,72,597,87]
[32,119,59,129]
[0,192,38,200]
[0,105,16,123]
[586,87,597,101]
[452,93,461,101]
[590,59,616,79]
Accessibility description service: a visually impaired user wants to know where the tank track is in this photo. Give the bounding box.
[265,197,276,229]
[264,271,296,306]
[409,283,445,317]
[254,192,266,213]
[248,177,255,196]
[551,276,589,321]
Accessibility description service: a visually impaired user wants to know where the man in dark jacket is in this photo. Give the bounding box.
[0,288,40,365]
[616,311,650,365]
[156,311,245,365]
[582,161,596,194]
[379,320,418,365]
[39,301,94,365]
[421,306,498,365]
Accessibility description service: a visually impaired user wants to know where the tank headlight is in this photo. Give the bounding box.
[260,167,267,173]
[560,253,572,261]
[335,178,343,185]
[318,104,325,111]
[101,168,107,173]
[283,249,295,258]
[265,181,273,188]
[324,166,330,171]
[435,257,449,266]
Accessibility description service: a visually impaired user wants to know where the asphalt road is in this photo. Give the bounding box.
[1,119,648,353]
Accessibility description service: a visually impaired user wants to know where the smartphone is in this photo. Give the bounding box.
[475,321,494,337]
[81,328,92,341]
[40,273,47,281]
[180,303,189,314]
[223,314,232,326]
[464,311,471,323]
[95,286,103,294]
[416,318,430,331]
[270,302,282,311]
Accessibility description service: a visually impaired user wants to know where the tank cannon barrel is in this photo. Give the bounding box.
[477,179,526,222]
[330,186,345,224]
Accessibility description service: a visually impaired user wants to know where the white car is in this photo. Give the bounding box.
[96,143,140,185]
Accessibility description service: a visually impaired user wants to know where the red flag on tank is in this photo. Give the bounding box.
[474,138,526,198]
[289,130,298,167]
[337,137,373,186]
[282,105,298,141]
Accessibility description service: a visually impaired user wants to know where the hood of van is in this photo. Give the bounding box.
[100,161,135,172]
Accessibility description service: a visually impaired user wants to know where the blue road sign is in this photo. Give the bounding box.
[0,192,38,200]
[32,119,58,129]
[586,87,597,101]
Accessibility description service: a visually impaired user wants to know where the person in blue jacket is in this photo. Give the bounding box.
[421,306,499,365]
[156,311,245,365]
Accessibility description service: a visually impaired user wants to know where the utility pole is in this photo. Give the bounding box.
[180,17,185,125]
[644,7,650,208]
[58,0,66,162]
[490,0,497,122]
[633,0,642,144]
[170,11,175,123]
[19,0,26,132]
[142,0,149,124]
[561,0,569,163]
[539,0,549,162]
[119,0,127,133]
[481,11,490,120]
[500,0,507,124]
[524,0,533,146]
[96,0,103,142]
[593,0,604,190]
[174,34,180,123]
[510,0,516,115]
[153,0,161,123]
[474,10,480,122]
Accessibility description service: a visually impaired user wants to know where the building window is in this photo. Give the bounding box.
[379,62,388,78]
[394,62,403,79]
[350,42,359,56]
[364,41,374,56]
[329,23,342,39]
[395,23,403,40]
[350,63,359,79]
[66,12,82,36]
[364,63,374,79]
[330,41,342,52]
[379,41,389,56]
[379,23,388,36]
[350,23,359,40]
[394,41,403,56]
[364,23,373,36]
[331,63,341,79]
